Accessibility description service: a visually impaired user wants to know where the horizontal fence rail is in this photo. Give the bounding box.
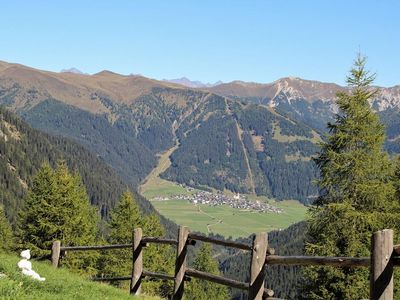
[92,271,175,282]
[142,237,178,245]
[61,244,131,251]
[185,268,274,297]
[51,227,399,300]
[188,232,253,251]
[59,238,177,252]
[265,255,371,267]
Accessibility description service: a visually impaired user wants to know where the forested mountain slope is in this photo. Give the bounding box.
[0,106,175,233]
[162,96,320,201]
[219,222,307,299]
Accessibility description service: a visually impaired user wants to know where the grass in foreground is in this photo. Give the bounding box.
[0,252,156,300]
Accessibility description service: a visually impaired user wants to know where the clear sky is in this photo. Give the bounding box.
[1,0,399,86]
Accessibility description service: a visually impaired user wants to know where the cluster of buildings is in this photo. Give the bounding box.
[152,190,283,214]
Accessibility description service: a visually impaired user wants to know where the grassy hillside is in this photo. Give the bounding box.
[0,252,157,300]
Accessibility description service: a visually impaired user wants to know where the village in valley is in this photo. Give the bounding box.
[152,189,283,214]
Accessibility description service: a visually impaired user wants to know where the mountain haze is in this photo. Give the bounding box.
[60,67,86,75]
[164,77,223,88]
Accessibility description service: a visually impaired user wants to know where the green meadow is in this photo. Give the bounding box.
[150,198,307,238]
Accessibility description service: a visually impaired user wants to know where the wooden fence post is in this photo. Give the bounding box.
[249,232,268,299]
[173,226,189,300]
[370,229,393,300]
[130,228,143,295]
[51,240,61,268]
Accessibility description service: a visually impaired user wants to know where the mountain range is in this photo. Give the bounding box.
[0,60,399,204]
[163,77,223,88]
[60,67,86,75]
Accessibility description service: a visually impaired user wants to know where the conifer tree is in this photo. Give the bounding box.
[101,192,174,297]
[302,56,400,299]
[101,190,142,283]
[142,213,175,297]
[0,205,13,251]
[185,243,229,300]
[18,161,98,273]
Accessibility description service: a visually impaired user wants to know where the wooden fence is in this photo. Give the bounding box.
[51,227,400,300]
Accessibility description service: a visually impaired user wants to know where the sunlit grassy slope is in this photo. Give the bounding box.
[0,252,157,300]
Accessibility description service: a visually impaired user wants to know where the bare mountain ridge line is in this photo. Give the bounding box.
[0,60,188,113]
[1,59,400,90]
[1,60,399,114]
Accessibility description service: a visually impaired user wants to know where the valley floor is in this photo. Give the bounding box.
[151,198,306,238]
[140,144,307,238]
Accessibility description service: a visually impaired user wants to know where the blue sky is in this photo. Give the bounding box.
[1,1,399,86]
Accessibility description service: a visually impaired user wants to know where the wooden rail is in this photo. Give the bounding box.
[92,271,174,282]
[58,237,176,252]
[185,268,274,297]
[265,255,371,267]
[51,227,399,300]
[188,232,252,250]
[60,244,131,251]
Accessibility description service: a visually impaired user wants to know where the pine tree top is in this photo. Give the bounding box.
[314,55,396,210]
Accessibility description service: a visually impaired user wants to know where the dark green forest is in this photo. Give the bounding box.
[218,222,306,299]
[0,106,176,234]
[22,99,157,187]
[163,96,319,203]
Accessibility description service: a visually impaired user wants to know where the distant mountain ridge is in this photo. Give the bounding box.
[1,60,399,113]
[163,77,223,88]
[207,77,400,110]
[60,67,86,75]
[0,60,399,203]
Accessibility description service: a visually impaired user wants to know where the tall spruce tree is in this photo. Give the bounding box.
[185,243,229,300]
[101,191,174,297]
[18,161,98,273]
[302,56,400,299]
[100,190,142,285]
